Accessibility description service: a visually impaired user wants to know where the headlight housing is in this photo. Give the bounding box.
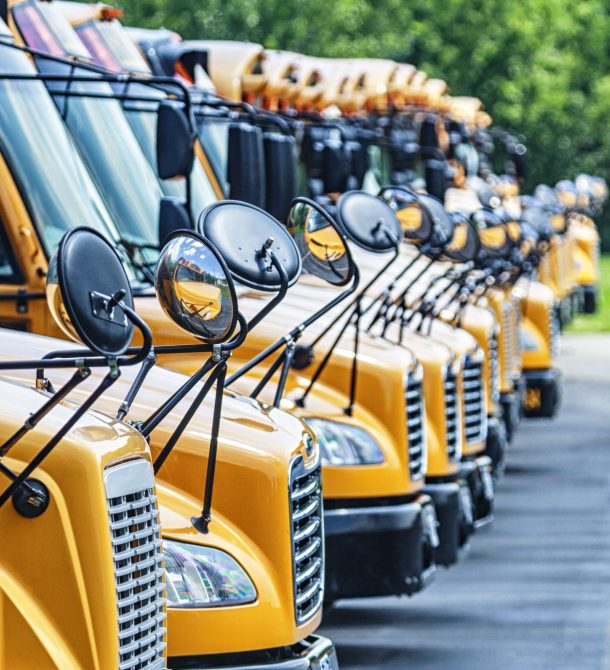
[303,418,385,466]
[163,540,257,608]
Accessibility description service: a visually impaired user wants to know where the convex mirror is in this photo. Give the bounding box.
[47,228,134,357]
[417,193,456,253]
[378,186,432,243]
[441,212,480,263]
[471,208,513,260]
[286,197,354,286]
[335,191,403,253]
[198,200,302,291]
[155,231,238,343]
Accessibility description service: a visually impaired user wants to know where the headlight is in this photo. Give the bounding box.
[519,326,539,352]
[303,418,385,466]
[163,540,257,608]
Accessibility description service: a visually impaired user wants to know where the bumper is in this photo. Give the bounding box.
[484,416,508,477]
[459,457,494,529]
[423,480,471,567]
[499,391,521,442]
[581,284,598,314]
[324,495,437,600]
[169,635,339,670]
[523,368,562,418]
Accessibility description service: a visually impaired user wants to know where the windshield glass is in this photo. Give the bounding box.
[72,21,218,217]
[0,44,125,259]
[196,117,229,194]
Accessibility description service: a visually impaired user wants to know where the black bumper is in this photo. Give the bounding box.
[459,457,494,529]
[324,495,437,600]
[582,284,598,314]
[169,635,339,670]
[523,368,562,418]
[484,416,508,477]
[423,480,471,567]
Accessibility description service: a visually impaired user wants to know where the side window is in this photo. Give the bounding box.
[0,220,24,284]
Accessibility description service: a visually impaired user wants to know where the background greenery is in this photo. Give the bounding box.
[119,0,610,248]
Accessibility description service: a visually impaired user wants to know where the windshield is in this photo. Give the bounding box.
[38,60,163,248]
[196,117,229,194]
[73,21,218,218]
[0,44,124,259]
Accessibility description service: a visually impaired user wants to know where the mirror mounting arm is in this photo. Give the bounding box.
[247,251,289,332]
[0,366,120,512]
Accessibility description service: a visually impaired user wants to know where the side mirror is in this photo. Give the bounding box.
[441,213,480,263]
[471,209,513,260]
[227,122,266,207]
[322,139,350,193]
[198,200,301,291]
[335,191,403,253]
[287,197,354,286]
[47,228,134,357]
[263,132,297,222]
[378,186,432,243]
[155,231,238,343]
[156,100,195,180]
[424,158,448,202]
[159,196,192,246]
[418,193,455,251]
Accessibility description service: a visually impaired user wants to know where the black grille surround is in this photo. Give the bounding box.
[443,368,461,462]
[462,355,487,445]
[404,370,426,480]
[289,456,324,625]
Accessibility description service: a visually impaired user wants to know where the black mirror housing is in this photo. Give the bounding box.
[264,132,297,222]
[156,100,195,180]
[159,196,192,246]
[227,122,266,208]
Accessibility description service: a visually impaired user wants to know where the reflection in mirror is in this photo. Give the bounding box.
[441,213,480,263]
[287,198,353,286]
[47,227,134,357]
[378,187,432,243]
[155,231,237,343]
[471,209,513,259]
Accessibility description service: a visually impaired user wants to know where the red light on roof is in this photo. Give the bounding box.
[99,6,124,20]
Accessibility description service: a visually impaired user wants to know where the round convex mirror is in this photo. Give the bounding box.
[441,212,480,263]
[471,208,513,260]
[155,231,238,343]
[378,186,432,243]
[46,227,134,357]
[198,201,302,292]
[286,197,354,286]
[335,191,403,253]
[418,193,455,251]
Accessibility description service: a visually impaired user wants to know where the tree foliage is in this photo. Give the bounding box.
[120,0,610,243]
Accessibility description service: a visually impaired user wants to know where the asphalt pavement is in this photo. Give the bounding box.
[320,333,610,670]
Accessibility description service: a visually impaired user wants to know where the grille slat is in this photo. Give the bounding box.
[444,369,461,461]
[405,372,426,481]
[290,458,324,624]
[105,460,167,670]
[462,356,487,445]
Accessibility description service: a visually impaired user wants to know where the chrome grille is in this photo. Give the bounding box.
[501,302,514,388]
[462,356,487,445]
[549,304,560,360]
[443,369,461,461]
[511,293,522,377]
[404,370,426,480]
[489,332,500,404]
[104,460,166,670]
[290,457,324,624]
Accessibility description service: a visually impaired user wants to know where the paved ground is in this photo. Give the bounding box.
[320,334,610,670]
